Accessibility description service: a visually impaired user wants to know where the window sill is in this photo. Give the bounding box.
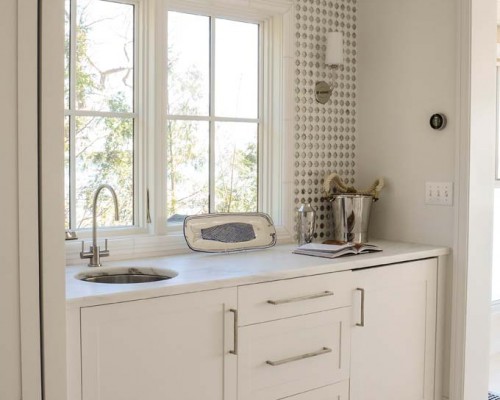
[65,225,294,266]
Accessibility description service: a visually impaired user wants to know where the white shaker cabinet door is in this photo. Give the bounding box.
[350,259,438,400]
[80,288,237,400]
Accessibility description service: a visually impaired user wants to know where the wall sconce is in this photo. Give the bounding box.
[315,31,344,104]
[325,31,344,66]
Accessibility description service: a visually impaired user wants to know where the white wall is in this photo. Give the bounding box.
[493,189,500,300]
[0,0,22,398]
[357,0,457,247]
[357,0,457,396]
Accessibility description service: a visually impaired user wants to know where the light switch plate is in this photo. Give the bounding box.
[425,182,453,206]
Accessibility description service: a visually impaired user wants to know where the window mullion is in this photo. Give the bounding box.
[156,0,168,234]
[166,115,260,123]
[257,21,264,213]
[70,110,137,118]
[209,16,216,213]
[69,115,77,229]
[69,0,77,113]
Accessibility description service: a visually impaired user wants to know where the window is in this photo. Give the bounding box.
[65,0,137,230]
[63,0,290,248]
[166,12,260,222]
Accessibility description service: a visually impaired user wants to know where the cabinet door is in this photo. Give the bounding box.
[81,288,237,400]
[350,259,437,400]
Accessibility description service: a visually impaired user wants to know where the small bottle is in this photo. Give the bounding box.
[297,203,316,246]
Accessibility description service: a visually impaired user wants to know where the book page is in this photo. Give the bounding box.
[293,248,357,259]
[355,243,382,253]
[297,243,354,253]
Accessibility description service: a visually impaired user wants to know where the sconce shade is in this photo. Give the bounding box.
[326,31,343,65]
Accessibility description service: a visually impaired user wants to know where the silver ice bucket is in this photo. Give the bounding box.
[330,194,374,243]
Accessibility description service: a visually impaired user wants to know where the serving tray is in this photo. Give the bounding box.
[183,213,277,253]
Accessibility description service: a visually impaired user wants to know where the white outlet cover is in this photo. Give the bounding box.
[425,182,453,206]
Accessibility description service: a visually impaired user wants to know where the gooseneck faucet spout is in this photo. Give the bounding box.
[80,184,120,267]
[92,184,119,251]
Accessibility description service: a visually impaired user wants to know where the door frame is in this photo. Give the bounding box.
[39,0,68,399]
[450,0,497,398]
[18,0,42,398]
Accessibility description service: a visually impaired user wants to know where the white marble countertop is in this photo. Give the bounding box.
[66,240,450,308]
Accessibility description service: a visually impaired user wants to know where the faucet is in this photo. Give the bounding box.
[80,184,119,267]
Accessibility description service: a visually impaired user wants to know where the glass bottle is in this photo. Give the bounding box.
[297,203,316,246]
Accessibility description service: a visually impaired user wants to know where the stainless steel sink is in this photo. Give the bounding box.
[76,267,178,284]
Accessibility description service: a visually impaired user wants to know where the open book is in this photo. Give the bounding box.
[293,242,382,259]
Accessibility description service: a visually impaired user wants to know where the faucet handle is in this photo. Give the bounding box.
[98,238,110,258]
[80,240,92,259]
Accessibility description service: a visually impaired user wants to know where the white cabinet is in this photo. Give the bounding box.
[68,256,443,400]
[79,288,237,400]
[350,259,438,400]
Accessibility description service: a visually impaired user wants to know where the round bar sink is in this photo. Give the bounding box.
[76,267,178,284]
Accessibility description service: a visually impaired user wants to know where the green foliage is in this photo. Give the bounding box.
[166,52,210,217]
[215,141,257,213]
[166,39,258,218]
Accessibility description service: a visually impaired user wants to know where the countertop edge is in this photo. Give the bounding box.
[66,241,450,309]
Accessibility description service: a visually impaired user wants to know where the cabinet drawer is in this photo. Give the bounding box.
[238,308,350,400]
[238,271,352,326]
[286,380,349,400]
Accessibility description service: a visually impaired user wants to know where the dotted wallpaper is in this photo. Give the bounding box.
[292,0,358,240]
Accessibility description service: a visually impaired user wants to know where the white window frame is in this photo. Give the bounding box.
[164,7,264,222]
[493,64,500,303]
[496,63,500,184]
[65,0,294,263]
[65,0,147,236]
[163,9,263,226]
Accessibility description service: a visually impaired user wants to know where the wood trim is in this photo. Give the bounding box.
[434,255,449,400]
[18,0,42,398]
[165,0,292,21]
[450,0,497,398]
[39,0,68,398]
[449,0,471,397]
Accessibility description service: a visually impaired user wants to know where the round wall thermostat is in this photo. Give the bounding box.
[430,113,447,130]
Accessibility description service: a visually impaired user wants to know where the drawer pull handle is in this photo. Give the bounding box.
[267,291,334,305]
[229,309,238,355]
[356,288,365,327]
[266,347,332,366]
